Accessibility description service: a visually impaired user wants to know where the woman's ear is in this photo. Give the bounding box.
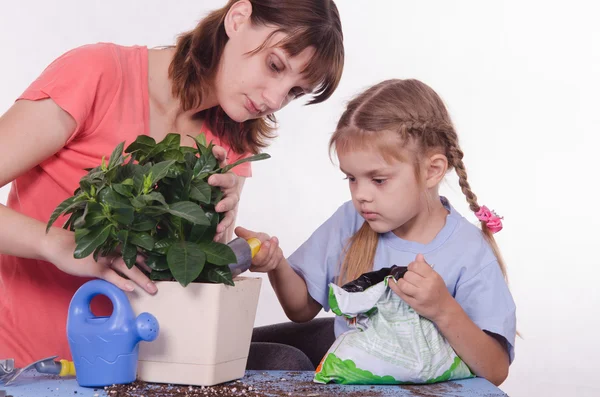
[224,0,253,39]
[425,153,448,188]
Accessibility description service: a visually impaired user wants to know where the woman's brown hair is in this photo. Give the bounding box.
[330,79,507,285]
[169,0,344,155]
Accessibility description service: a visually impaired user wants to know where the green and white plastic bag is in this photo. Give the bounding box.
[314,266,473,385]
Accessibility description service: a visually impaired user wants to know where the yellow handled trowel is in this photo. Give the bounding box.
[0,356,75,385]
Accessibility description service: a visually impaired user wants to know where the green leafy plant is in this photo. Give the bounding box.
[46,133,269,287]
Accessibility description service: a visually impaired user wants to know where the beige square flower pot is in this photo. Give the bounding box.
[126,276,262,386]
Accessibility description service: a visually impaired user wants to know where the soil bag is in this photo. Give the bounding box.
[314,266,473,385]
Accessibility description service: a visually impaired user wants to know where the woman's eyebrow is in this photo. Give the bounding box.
[277,49,313,92]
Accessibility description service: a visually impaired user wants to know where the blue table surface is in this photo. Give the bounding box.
[1,370,508,397]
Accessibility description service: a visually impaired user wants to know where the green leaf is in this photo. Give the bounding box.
[146,141,170,161]
[63,211,79,231]
[190,133,207,149]
[201,266,234,286]
[78,178,94,196]
[46,196,80,232]
[107,142,125,169]
[167,242,206,287]
[74,224,113,259]
[193,153,218,177]
[198,241,236,266]
[125,135,156,159]
[198,211,219,243]
[220,153,271,174]
[112,183,134,197]
[189,179,211,204]
[131,192,168,208]
[181,146,198,155]
[122,243,138,269]
[131,214,158,232]
[98,187,132,209]
[150,160,176,185]
[80,203,106,229]
[72,204,90,229]
[146,254,169,271]
[112,207,135,225]
[152,238,178,255]
[130,232,155,251]
[75,227,91,239]
[161,133,181,149]
[149,271,174,281]
[133,164,151,193]
[165,202,210,225]
[189,223,209,242]
[162,149,185,162]
[117,229,129,243]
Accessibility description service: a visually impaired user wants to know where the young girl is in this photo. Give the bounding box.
[236,79,516,385]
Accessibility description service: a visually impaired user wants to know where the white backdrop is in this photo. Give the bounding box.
[1,1,599,396]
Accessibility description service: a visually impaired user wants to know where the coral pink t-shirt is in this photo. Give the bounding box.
[0,43,252,367]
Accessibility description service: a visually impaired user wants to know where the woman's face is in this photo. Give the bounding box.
[215,3,316,122]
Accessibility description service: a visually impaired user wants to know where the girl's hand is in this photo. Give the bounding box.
[389,253,454,323]
[42,227,158,294]
[208,145,240,243]
[234,226,283,273]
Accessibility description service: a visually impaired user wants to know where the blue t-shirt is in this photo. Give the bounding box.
[288,197,517,363]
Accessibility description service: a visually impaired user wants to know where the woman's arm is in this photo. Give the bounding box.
[0,99,157,294]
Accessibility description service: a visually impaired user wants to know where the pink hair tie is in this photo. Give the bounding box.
[475,205,503,234]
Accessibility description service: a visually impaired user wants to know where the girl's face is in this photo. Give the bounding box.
[215,20,315,123]
[338,146,427,235]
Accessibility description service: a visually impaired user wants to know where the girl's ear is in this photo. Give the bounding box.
[224,0,253,39]
[425,153,448,188]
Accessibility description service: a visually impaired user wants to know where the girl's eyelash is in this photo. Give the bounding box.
[290,87,305,98]
[269,56,283,72]
[343,176,385,184]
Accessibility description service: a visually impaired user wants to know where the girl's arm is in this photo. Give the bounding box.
[389,254,510,386]
[268,258,323,322]
[234,227,323,322]
[432,300,509,385]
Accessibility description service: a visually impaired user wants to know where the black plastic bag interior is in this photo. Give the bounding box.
[341,265,408,292]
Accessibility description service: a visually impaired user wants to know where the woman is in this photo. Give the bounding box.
[0,0,344,367]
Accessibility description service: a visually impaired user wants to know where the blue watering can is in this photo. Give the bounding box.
[67,279,159,387]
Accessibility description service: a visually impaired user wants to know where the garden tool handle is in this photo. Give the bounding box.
[34,357,76,376]
[227,237,262,276]
[58,359,76,376]
[247,238,261,258]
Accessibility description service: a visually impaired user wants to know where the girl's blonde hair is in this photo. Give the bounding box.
[170,0,344,155]
[330,79,506,285]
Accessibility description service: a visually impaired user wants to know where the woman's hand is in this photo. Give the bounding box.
[234,226,284,273]
[42,226,158,294]
[208,145,242,243]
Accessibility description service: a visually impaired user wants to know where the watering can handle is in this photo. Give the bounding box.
[68,279,133,327]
